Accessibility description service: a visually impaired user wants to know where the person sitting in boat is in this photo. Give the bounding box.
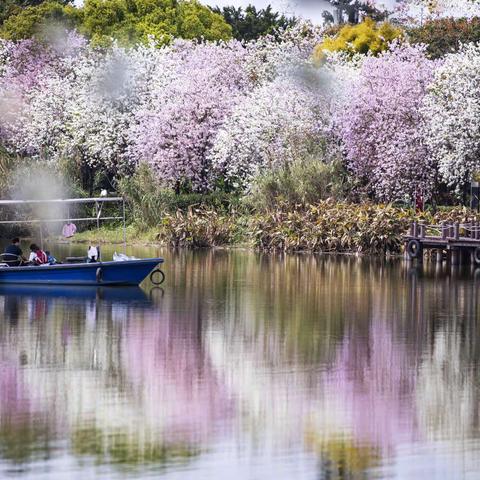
[28,244,48,265]
[3,237,25,266]
[87,245,99,263]
[45,251,57,265]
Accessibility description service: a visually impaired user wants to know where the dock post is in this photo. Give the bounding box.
[419,222,426,239]
[460,249,470,265]
[441,221,447,239]
[412,221,418,238]
[446,249,452,264]
[409,222,415,237]
[454,222,460,240]
[451,249,460,265]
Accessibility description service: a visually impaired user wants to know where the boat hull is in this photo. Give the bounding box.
[0,258,164,286]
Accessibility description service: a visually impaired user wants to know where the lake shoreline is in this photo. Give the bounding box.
[63,202,480,257]
[66,228,404,258]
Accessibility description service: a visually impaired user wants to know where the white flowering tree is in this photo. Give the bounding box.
[244,20,325,86]
[11,39,164,193]
[210,71,330,189]
[395,0,480,23]
[423,43,480,192]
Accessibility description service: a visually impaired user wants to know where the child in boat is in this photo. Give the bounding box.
[29,244,48,265]
[45,251,57,265]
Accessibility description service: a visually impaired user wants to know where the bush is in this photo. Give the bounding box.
[250,201,412,254]
[408,17,480,59]
[249,202,480,255]
[119,165,241,229]
[246,159,349,211]
[158,207,241,248]
[313,18,403,61]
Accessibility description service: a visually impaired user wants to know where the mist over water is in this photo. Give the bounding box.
[7,168,71,233]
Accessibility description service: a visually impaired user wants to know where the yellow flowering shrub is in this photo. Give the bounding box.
[313,18,403,61]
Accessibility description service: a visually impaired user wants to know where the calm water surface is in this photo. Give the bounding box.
[0,246,480,479]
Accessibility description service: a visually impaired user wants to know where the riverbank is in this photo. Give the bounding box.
[69,202,478,256]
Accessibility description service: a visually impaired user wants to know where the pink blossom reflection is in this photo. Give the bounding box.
[324,317,418,454]
[123,310,233,445]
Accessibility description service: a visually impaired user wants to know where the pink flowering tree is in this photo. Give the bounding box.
[335,43,437,202]
[0,38,60,152]
[128,40,250,193]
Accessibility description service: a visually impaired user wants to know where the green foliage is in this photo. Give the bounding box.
[0,0,231,44]
[313,18,403,60]
[0,0,73,26]
[249,201,412,254]
[118,164,240,230]
[176,0,231,41]
[158,207,241,247]
[250,202,480,254]
[80,0,231,46]
[408,17,480,59]
[246,160,349,211]
[0,0,80,40]
[211,4,296,42]
[0,147,17,198]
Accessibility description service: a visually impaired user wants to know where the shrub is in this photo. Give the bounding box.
[249,201,412,254]
[119,165,241,229]
[158,208,241,248]
[249,201,480,254]
[313,18,403,61]
[408,17,480,59]
[246,159,349,211]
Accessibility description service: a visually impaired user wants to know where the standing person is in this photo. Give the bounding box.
[3,238,25,266]
[29,244,48,265]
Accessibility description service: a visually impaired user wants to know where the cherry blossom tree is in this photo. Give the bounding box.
[244,20,325,86]
[209,71,331,190]
[395,0,480,24]
[423,43,480,192]
[4,37,161,189]
[335,43,437,201]
[0,38,59,151]
[128,40,250,192]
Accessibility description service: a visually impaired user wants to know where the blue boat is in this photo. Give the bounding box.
[0,258,164,286]
[0,197,165,286]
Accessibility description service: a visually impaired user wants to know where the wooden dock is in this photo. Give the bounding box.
[404,221,480,265]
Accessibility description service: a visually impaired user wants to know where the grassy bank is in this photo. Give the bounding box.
[70,202,479,256]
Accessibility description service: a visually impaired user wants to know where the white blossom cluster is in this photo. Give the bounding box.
[423,43,480,190]
[395,0,480,24]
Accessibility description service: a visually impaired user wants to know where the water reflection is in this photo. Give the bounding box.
[0,251,479,479]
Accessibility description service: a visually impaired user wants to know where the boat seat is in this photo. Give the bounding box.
[65,256,88,264]
[0,253,22,267]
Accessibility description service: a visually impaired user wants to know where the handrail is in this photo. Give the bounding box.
[0,197,123,205]
[0,196,127,253]
[0,216,122,225]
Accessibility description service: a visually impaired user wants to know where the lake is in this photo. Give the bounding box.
[0,246,479,479]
